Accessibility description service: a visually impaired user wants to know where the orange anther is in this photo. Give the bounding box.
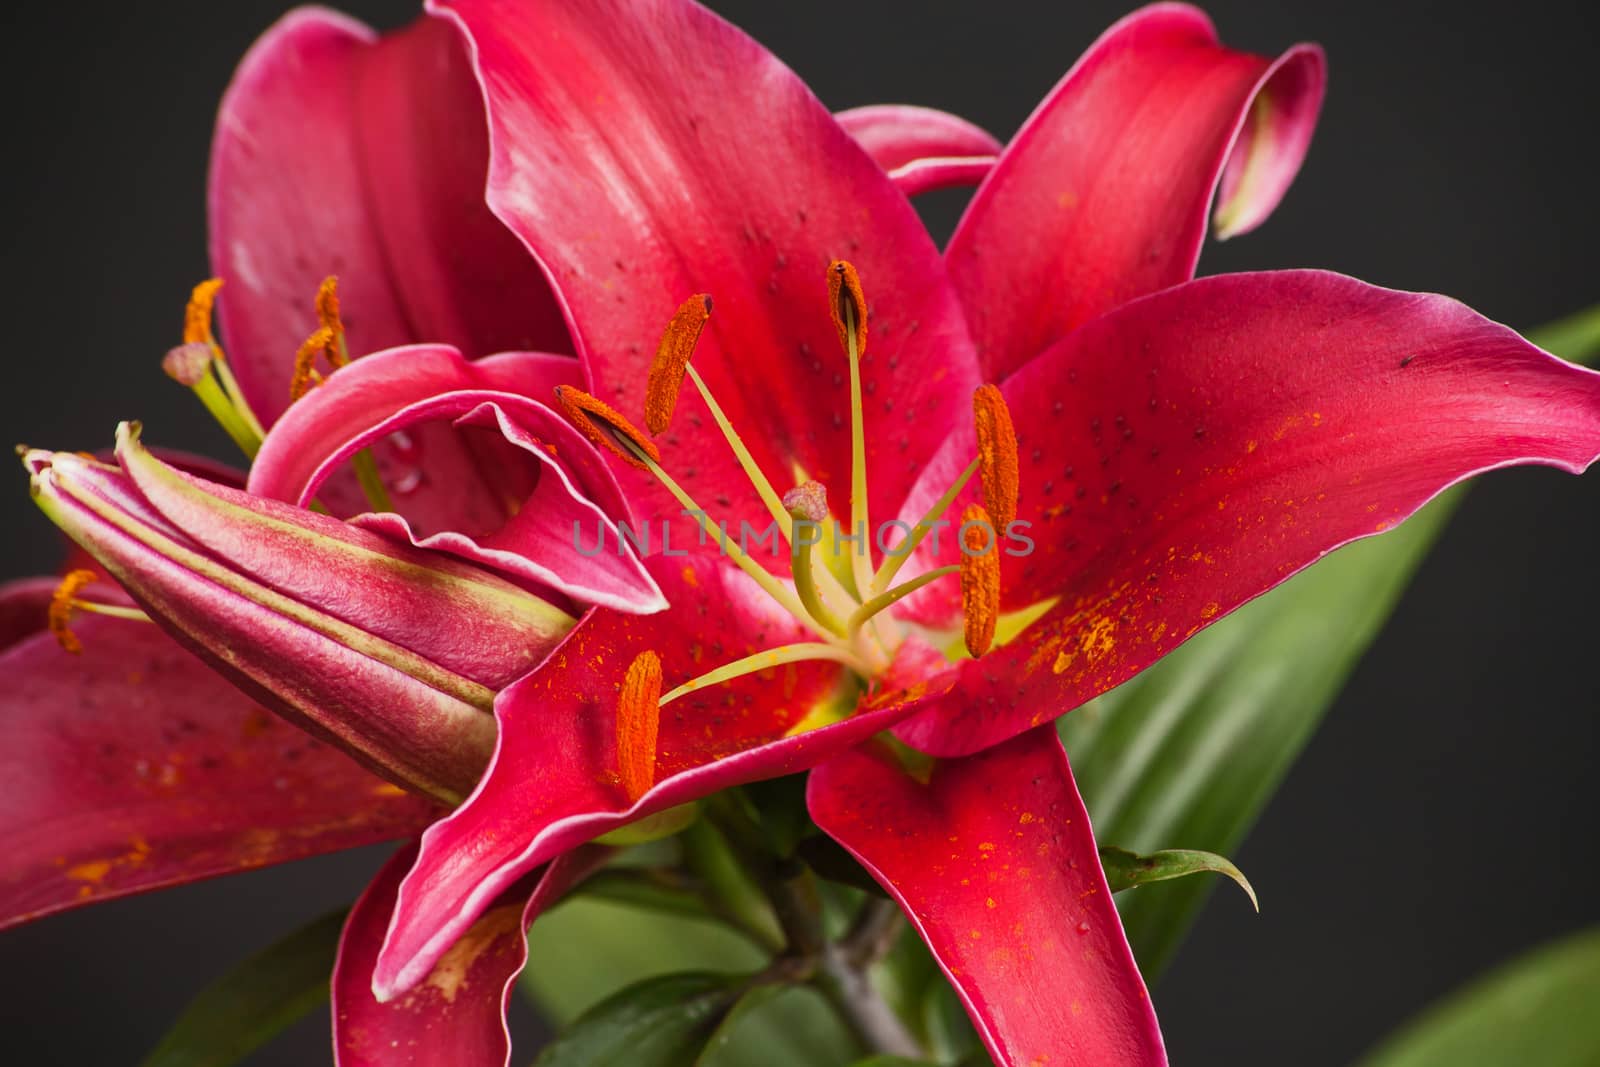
[827,260,868,358]
[554,386,661,470]
[645,294,712,435]
[616,650,663,804]
[959,504,1000,658]
[973,384,1019,530]
[48,569,99,655]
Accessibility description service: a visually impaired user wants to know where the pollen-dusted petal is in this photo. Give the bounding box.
[645,294,712,435]
[289,327,336,401]
[554,385,660,470]
[960,504,1000,658]
[781,480,829,523]
[827,260,868,358]
[315,276,349,367]
[162,343,214,388]
[973,384,1019,530]
[183,278,224,346]
[616,650,662,804]
[46,569,98,655]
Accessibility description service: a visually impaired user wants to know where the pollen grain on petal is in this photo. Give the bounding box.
[616,650,663,804]
[183,278,224,346]
[48,569,99,655]
[973,384,1019,529]
[555,385,661,470]
[960,505,1000,658]
[645,294,712,435]
[828,260,868,358]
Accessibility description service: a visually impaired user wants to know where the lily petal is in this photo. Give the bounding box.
[809,728,1165,1067]
[835,104,1002,196]
[209,10,568,423]
[0,615,436,929]
[372,554,927,1000]
[250,346,661,611]
[430,0,979,533]
[947,3,1324,380]
[896,270,1600,756]
[0,576,58,651]
[333,842,609,1066]
[249,345,581,524]
[314,395,666,613]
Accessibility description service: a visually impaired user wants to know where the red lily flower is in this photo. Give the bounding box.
[9,2,1600,1066]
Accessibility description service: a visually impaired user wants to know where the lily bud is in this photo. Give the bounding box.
[25,423,578,805]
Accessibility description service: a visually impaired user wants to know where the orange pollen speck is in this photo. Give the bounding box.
[48,569,100,655]
[827,260,868,357]
[645,294,712,435]
[289,327,336,402]
[554,386,660,471]
[973,384,1019,530]
[616,650,663,804]
[314,276,348,367]
[183,278,224,346]
[960,505,1000,658]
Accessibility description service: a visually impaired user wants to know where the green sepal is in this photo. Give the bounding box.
[1098,845,1258,911]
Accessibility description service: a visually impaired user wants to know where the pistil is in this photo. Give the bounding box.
[164,279,266,458]
[783,481,846,636]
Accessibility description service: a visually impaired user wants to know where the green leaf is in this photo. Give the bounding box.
[1098,845,1258,911]
[140,908,346,1067]
[1356,927,1600,1067]
[693,981,788,1065]
[532,971,748,1067]
[846,1058,939,1066]
[1062,307,1600,979]
[575,867,716,919]
[522,898,857,1067]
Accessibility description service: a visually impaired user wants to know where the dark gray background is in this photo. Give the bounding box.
[2,1,1596,1063]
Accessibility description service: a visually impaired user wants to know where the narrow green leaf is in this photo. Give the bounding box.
[522,898,857,1067]
[140,908,346,1067]
[1098,845,1258,911]
[1356,927,1600,1067]
[846,1058,939,1066]
[1062,307,1600,979]
[532,971,747,1067]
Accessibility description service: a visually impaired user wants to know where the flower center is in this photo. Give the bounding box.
[555,261,1021,794]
